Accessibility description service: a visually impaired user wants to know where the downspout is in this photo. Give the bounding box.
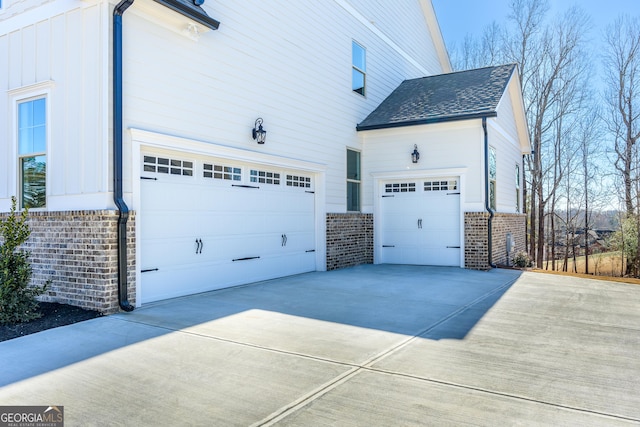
[113,0,135,311]
[483,117,497,268]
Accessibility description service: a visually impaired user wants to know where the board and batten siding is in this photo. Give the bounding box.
[490,86,525,214]
[123,0,446,213]
[0,0,110,212]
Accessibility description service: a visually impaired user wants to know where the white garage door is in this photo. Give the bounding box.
[140,151,316,303]
[380,178,460,266]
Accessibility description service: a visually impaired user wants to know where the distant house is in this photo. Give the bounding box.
[0,0,530,313]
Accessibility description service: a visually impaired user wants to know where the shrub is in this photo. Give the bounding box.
[513,251,533,268]
[0,197,47,325]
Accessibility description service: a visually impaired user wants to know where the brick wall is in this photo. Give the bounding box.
[326,213,373,270]
[492,213,527,266]
[464,212,526,269]
[0,210,136,314]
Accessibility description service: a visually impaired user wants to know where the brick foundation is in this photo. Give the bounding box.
[464,212,526,269]
[326,213,373,270]
[0,210,136,314]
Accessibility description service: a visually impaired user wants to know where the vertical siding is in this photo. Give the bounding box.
[2,0,444,211]
[491,87,524,214]
[0,33,8,202]
[123,0,442,211]
[0,1,108,208]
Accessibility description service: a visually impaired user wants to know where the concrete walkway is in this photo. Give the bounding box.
[1,265,639,426]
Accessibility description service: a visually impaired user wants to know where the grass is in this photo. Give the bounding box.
[540,251,640,285]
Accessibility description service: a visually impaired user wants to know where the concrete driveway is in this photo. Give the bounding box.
[1,265,639,426]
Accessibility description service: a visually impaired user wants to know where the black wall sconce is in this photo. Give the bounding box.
[252,118,267,144]
[411,144,420,163]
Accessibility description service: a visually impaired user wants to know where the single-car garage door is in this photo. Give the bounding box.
[380,177,460,266]
[140,150,316,303]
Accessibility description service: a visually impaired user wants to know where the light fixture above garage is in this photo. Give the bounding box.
[411,144,420,163]
[252,118,267,144]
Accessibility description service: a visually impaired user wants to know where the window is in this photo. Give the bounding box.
[347,149,361,211]
[489,147,497,210]
[424,180,458,191]
[352,41,366,96]
[18,97,47,209]
[385,182,416,193]
[515,163,521,213]
[286,174,312,188]
[144,156,193,176]
[203,163,241,181]
[250,169,280,185]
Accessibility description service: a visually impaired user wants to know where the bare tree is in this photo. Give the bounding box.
[516,5,590,267]
[603,15,640,275]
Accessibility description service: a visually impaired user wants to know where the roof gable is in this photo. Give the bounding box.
[356,64,517,131]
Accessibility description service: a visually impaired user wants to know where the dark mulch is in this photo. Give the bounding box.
[0,302,103,342]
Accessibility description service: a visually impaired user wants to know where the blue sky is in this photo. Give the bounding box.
[432,0,640,53]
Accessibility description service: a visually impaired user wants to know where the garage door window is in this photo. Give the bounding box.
[204,163,241,181]
[286,174,312,188]
[144,156,193,176]
[424,180,457,191]
[250,169,280,185]
[385,182,416,193]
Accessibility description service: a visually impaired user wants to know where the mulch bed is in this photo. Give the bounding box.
[0,302,103,342]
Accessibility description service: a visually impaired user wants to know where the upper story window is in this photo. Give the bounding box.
[489,146,496,211]
[347,149,361,211]
[352,41,366,96]
[18,97,47,209]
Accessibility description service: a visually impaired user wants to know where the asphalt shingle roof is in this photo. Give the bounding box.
[356,64,517,131]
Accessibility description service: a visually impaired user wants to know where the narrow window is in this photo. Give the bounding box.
[352,41,366,96]
[347,149,361,211]
[515,163,521,213]
[18,97,47,209]
[489,147,496,211]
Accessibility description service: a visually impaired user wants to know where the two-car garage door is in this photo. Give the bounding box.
[379,177,461,266]
[140,150,316,303]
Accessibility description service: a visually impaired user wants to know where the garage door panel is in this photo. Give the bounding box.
[140,152,317,304]
[380,178,460,267]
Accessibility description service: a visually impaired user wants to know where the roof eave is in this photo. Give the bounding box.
[153,0,220,30]
[356,111,497,132]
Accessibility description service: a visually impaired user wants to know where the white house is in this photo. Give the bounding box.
[0,0,530,313]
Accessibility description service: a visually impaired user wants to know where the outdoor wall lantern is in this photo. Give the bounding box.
[252,118,267,144]
[411,144,420,163]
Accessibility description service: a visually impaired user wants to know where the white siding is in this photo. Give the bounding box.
[361,120,484,211]
[491,86,525,214]
[1,0,446,212]
[122,0,442,212]
[0,0,109,210]
[345,0,444,75]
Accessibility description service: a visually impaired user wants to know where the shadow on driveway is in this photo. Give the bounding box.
[0,265,521,387]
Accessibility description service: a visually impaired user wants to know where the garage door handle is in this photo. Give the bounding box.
[233,256,260,261]
[418,219,422,229]
[281,234,288,246]
[195,238,203,254]
[447,246,461,248]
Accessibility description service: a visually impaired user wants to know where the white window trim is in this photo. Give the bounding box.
[352,41,366,97]
[9,81,54,210]
[347,148,361,211]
